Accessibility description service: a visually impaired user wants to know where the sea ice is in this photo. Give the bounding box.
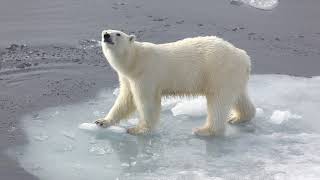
[78,123,100,131]
[78,123,126,133]
[8,75,320,180]
[270,110,302,124]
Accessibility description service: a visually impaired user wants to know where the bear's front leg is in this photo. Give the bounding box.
[95,80,136,128]
[95,118,115,128]
[127,83,161,135]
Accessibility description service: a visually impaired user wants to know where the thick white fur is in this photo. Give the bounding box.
[95,30,256,136]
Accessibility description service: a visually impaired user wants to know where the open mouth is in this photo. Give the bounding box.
[104,38,114,45]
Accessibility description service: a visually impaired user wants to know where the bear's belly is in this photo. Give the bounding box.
[161,89,209,97]
[160,79,212,96]
[157,69,214,96]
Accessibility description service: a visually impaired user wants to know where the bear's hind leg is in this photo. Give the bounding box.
[228,90,255,124]
[193,93,232,136]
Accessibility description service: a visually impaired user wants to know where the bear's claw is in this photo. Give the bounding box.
[94,118,113,128]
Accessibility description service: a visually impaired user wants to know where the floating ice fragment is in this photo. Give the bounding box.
[78,123,126,133]
[240,0,279,10]
[130,161,137,166]
[78,123,100,131]
[256,107,264,117]
[270,110,290,124]
[270,110,302,124]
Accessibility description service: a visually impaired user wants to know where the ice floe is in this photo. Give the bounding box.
[8,75,320,180]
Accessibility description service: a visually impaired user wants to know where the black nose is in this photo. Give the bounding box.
[104,33,110,41]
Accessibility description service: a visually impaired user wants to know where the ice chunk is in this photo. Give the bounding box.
[270,110,302,124]
[240,0,279,10]
[78,123,126,133]
[78,123,100,131]
[171,97,206,117]
[256,107,264,117]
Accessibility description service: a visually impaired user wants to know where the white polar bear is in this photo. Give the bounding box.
[95,30,256,136]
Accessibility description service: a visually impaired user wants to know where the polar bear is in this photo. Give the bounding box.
[95,30,256,136]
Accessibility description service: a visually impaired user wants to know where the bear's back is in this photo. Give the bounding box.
[135,36,250,94]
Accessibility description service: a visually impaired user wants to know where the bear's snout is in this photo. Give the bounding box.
[103,33,114,44]
[104,33,110,40]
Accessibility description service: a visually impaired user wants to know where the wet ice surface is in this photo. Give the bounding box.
[8,75,320,180]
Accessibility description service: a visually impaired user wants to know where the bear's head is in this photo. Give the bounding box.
[101,30,136,55]
[101,30,137,75]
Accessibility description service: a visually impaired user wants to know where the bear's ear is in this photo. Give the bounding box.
[129,35,136,42]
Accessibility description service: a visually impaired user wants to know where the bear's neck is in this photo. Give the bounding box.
[103,44,141,78]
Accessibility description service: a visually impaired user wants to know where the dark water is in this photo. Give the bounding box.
[0,0,320,179]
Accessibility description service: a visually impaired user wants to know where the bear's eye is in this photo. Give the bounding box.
[116,33,121,37]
